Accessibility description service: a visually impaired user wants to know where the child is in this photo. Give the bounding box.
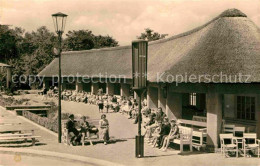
[160,120,179,151]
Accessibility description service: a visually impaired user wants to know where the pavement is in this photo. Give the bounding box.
[0,93,260,166]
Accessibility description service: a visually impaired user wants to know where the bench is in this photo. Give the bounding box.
[62,120,99,146]
[0,133,41,146]
[172,126,193,153]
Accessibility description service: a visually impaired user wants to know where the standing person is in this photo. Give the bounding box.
[99,114,110,145]
[104,99,109,113]
[98,99,104,113]
[66,114,82,146]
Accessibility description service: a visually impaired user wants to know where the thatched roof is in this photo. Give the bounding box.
[38,9,260,83]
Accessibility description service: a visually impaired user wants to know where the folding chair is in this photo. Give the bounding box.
[222,124,235,134]
[220,134,238,157]
[234,127,245,137]
[243,133,260,158]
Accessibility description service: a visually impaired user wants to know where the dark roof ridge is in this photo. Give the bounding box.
[62,8,247,55]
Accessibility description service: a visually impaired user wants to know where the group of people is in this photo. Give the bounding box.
[44,87,179,151]
[143,107,180,152]
[40,86,58,100]
[66,114,109,146]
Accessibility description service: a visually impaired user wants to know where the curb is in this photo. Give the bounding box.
[0,148,125,166]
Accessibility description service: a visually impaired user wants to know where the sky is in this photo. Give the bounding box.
[0,0,260,46]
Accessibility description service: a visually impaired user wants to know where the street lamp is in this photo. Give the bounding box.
[52,12,68,143]
[132,40,148,158]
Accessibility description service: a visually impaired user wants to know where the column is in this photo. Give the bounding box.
[134,92,137,99]
[120,83,130,97]
[147,86,158,109]
[206,89,223,152]
[106,83,114,95]
[61,82,66,91]
[91,82,99,94]
[166,92,182,120]
[256,95,260,138]
[158,86,166,113]
[76,82,83,92]
[6,67,11,88]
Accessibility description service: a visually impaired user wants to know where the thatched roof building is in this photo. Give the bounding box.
[38,9,260,83]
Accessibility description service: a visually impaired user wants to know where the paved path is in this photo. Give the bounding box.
[60,100,139,139]
[1,94,260,166]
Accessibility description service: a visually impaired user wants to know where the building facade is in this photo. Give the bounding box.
[38,9,260,151]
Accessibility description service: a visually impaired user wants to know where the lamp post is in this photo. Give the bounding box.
[52,12,68,143]
[132,40,148,158]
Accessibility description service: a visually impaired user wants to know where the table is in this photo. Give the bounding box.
[0,119,23,125]
[232,136,245,157]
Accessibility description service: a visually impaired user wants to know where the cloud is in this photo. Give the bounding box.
[0,0,259,45]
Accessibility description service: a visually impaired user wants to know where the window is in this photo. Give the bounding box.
[189,93,196,106]
[237,96,255,120]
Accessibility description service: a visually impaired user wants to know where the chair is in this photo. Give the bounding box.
[222,124,235,134]
[172,126,193,152]
[220,134,238,157]
[234,127,245,137]
[243,133,259,158]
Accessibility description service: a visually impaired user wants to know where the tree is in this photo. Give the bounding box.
[137,28,168,41]
[0,25,24,61]
[93,35,118,48]
[64,30,118,51]
[0,26,120,89]
[21,26,57,75]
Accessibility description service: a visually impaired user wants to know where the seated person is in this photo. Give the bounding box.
[160,120,180,151]
[148,121,162,147]
[144,116,159,140]
[64,90,72,100]
[155,107,166,122]
[66,114,82,146]
[76,92,83,102]
[80,116,99,137]
[112,95,117,103]
[156,117,171,148]
[53,86,58,94]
